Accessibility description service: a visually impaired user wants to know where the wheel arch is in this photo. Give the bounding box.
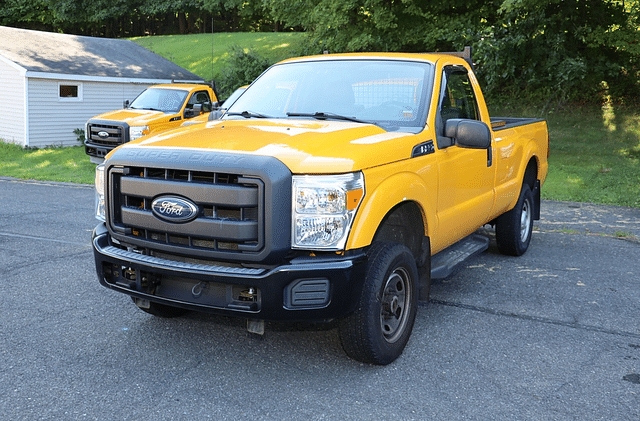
[523,156,538,190]
[346,172,433,265]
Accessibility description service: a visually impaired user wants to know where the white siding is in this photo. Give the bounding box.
[27,78,150,148]
[0,60,26,146]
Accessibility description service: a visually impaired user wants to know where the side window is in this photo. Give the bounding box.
[438,66,479,127]
[186,91,212,116]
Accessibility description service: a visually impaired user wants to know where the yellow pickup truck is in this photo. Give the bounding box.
[92,50,548,365]
[84,83,218,163]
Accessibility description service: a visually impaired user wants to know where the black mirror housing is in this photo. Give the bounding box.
[444,119,491,149]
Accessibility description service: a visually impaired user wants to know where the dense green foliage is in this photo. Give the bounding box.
[2,0,639,103]
[0,0,279,36]
[215,45,272,96]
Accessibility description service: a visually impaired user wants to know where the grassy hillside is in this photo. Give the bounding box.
[130,32,307,82]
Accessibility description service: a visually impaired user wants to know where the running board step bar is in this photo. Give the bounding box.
[431,233,490,280]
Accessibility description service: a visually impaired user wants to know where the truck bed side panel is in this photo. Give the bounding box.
[491,119,549,217]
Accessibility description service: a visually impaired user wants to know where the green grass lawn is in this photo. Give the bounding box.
[545,103,640,207]
[0,144,95,184]
[489,101,640,208]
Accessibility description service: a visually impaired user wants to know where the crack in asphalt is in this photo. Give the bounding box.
[0,231,88,247]
[427,298,640,340]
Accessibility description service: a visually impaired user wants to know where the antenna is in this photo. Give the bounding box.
[210,17,220,101]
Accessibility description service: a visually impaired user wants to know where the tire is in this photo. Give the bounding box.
[133,298,189,318]
[338,242,419,365]
[495,183,534,256]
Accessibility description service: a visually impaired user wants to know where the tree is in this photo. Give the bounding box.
[264,0,498,53]
[475,0,639,103]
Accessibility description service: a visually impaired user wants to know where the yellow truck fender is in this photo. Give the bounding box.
[346,171,436,251]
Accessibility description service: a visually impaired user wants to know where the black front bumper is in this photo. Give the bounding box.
[92,224,368,322]
[85,141,114,161]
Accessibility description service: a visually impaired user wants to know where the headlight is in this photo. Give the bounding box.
[292,172,364,250]
[129,125,149,141]
[95,164,106,222]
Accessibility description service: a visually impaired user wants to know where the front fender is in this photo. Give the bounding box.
[346,171,436,250]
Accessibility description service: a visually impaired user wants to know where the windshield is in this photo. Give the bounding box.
[226,59,434,133]
[130,88,189,113]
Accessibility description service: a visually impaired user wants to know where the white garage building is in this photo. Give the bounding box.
[0,25,204,148]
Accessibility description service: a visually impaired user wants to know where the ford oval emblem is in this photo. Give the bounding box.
[151,196,198,223]
[97,130,109,139]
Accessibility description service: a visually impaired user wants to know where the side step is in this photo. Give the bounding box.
[430,233,490,280]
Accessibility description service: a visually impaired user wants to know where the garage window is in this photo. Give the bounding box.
[59,83,83,101]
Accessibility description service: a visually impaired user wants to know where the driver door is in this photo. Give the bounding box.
[435,65,495,247]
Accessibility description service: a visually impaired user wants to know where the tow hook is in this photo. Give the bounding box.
[192,282,206,298]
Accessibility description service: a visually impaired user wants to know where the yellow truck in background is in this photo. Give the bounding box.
[92,50,549,365]
[84,83,218,163]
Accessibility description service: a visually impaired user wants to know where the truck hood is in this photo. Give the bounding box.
[91,109,173,126]
[116,119,423,173]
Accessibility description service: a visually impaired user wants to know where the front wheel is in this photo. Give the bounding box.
[338,242,418,365]
[495,184,534,256]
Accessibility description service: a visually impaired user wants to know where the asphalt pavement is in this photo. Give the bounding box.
[0,177,639,420]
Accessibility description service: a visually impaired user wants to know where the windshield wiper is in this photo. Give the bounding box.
[130,107,163,111]
[226,110,272,119]
[287,112,370,125]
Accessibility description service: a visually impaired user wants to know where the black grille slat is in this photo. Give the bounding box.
[121,207,258,241]
[120,177,258,207]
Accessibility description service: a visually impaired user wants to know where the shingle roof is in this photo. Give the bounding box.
[0,26,202,81]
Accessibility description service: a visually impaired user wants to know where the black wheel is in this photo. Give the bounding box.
[495,183,534,256]
[133,298,189,318]
[338,242,418,365]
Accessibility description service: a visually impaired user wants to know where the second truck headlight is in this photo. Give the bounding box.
[129,125,149,141]
[292,172,364,250]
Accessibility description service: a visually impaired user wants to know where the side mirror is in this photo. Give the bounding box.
[208,110,224,121]
[185,103,203,118]
[123,100,130,109]
[444,119,491,149]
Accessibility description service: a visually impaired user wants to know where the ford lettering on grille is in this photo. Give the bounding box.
[151,196,198,223]
[97,130,109,139]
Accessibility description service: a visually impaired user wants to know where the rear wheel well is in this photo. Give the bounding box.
[523,158,538,190]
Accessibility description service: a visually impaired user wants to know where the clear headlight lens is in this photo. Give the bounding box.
[129,125,149,140]
[95,164,106,222]
[292,172,364,250]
